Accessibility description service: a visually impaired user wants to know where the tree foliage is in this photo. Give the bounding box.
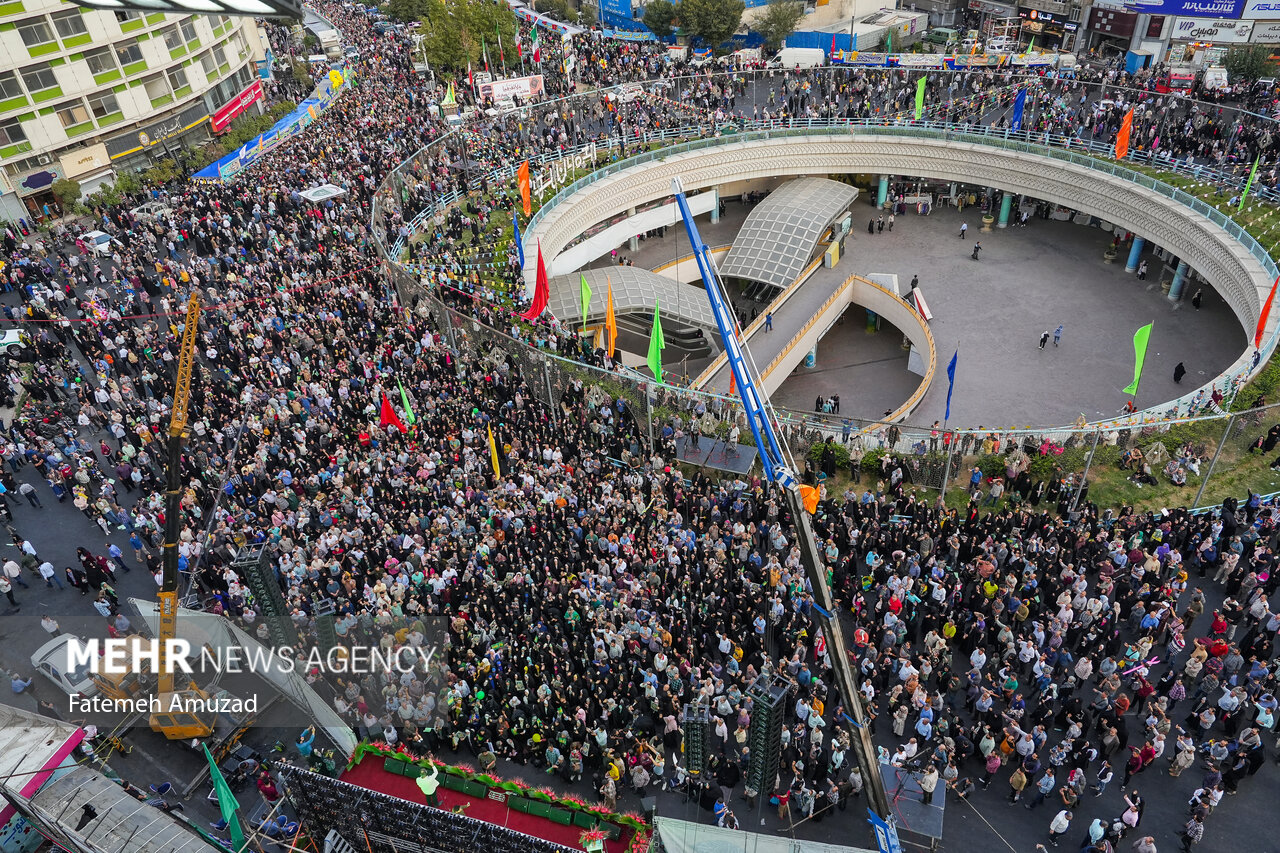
[753,0,802,51]
[678,0,744,48]
[643,0,677,37]
[51,179,82,210]
[422,0,518,71]
[386,0,428,21]
[534,0,569,19]
[1223,44,1276,83]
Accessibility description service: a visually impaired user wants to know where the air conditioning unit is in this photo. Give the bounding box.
[36,154,52,165]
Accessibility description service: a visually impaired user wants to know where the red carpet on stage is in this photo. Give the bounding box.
[340,756,633,853]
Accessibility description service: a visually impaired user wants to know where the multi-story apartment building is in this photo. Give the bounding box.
[0,0,266,222]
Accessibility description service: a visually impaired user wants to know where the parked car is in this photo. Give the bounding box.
[32,635,100,698]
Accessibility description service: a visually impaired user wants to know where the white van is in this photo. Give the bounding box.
[766,47,826,69]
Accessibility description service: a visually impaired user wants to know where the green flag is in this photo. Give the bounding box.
[1122,322,1153,397]
[886,29,892,54]
[580,274,592,331]
[647,298,665,384]
[397,378,417,426]
[1239,156,1261,212]
[1026,35,1035,53]
[203,744,246,853]
[914,76,926,120]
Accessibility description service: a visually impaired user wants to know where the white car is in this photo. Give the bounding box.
[32,635,100,698]
[80,230,120,257]
[0,330,27,361]
[130,202,172,222]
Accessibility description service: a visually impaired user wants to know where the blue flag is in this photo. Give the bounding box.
[512,216,525,268]
[1010,89,1026,132]
[945,349,958,422]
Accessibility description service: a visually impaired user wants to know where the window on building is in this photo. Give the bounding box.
[84,47,116,75]
[55,100,90,128]
[115,41,143,66]
[114,9,142,22]
[162,25,182,50]
[0,119,26,146]
[143,74,169,102]
[16,18,55,48]
[212,43,227,66]
[87,91,120,119]
[0,72,22,101]
[198,50,216,77]
[19,65,57,94]
[167,67,189,90]
[51,10,88,39]
[180,17,197,42]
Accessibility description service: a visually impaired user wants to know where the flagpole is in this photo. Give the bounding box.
[1069,427,1101,514]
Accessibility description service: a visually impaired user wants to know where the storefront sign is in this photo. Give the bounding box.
[1119,0,1243,16]
[106,101,209,159]
[212,80,264,133]
[1242,0,1280,18]
[1172,16,1253,40]
[58,142,110,179]
[1250,19,1280,37]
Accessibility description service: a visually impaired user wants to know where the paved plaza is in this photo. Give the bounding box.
[599,194,1244,430]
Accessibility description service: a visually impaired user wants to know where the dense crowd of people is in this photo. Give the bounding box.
[0,4,1277,852]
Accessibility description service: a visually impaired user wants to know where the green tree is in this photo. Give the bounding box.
[752,0,802,51]
[423,0,518,71]
[51,178,81,211]
[643,0,677,37]
[387,0,427,21]
[678,0,744,49]
[1223,44,1276,83]
[534,0,569,20]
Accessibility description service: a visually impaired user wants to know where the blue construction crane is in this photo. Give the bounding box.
[670,177,890,819]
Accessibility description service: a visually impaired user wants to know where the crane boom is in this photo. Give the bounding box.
[158,293,199,699]
[670,178,889,819]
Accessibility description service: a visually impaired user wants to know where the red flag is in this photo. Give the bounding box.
[728,371,735,395]
[830,33,836,56]
[1256,275,1279,350]
[521,241,549,320]
[380,391,408,434]
[1115,108,1133,160]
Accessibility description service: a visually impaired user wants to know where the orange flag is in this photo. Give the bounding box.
[517,160,531,216]
[729,371,735,395]
[798,484,820,515]
[1115,109,1133,160]
[605,275,617,358]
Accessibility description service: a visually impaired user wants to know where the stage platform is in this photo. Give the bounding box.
[339,755,634,853]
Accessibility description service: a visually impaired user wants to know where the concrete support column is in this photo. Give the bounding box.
[628,206,638,252]
[997,194,1013,229]
[804,345,817,368]
[1125,237,1145,273]
[1169,261,1189,301]
[710,187,720,224]
[877,176,889,208]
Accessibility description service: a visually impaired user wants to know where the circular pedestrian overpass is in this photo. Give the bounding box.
[519,124,1277,429]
